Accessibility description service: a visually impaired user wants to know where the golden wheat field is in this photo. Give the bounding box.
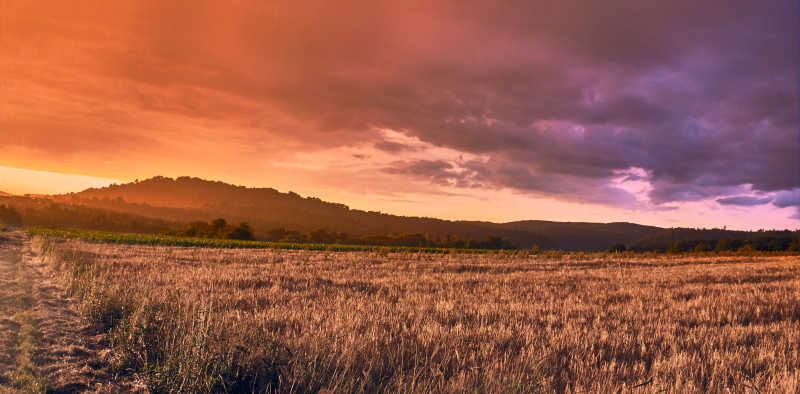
[31,236,800,393]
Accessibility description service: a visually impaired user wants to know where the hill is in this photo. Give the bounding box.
[52,177,549,247]
[0,194,175,233]
[483,220,661,251]
[46,176,662,250]
[37,175,789,251]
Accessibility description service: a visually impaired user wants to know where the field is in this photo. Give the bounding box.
[27,235,800,392]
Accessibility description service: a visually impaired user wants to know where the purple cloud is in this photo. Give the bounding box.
[716,196,773,206]
[773,189,800,208]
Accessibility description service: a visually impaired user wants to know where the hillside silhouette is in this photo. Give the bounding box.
[48,176,666,250]
[0,176,789,251]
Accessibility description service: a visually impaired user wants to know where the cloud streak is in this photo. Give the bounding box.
[716,196,774,207]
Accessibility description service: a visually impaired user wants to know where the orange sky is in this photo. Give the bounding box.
[1,1,798,230]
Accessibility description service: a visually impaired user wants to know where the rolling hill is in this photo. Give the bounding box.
[42,176,673,250]
[0,175,777,251]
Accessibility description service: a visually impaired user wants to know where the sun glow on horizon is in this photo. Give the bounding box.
[0,166,122,195]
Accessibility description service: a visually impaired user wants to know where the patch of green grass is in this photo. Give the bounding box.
[27,227,503,254]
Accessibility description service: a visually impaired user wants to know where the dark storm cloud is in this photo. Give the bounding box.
[716,196,774,206]
[3,0,798,208]
[374,141,421,154]
[383,160,464,187]
[384,158,644,206]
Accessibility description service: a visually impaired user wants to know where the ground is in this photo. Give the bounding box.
[2,230,800,392]
[0,231,138,393]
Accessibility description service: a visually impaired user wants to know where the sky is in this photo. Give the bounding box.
[1,0,798,230]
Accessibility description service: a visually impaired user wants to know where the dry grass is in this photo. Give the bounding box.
[32,236,800,393]
[2,238,50,393]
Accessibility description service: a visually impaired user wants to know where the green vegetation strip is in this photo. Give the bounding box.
[27,227,501,254]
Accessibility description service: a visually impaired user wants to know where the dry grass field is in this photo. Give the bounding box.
[30,236,800,393]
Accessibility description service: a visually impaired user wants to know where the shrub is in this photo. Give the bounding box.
[714,239,732,252]
[227,222,254,240]
[0,204,22,227]
[606,243,626,253]
[694,242,712,253]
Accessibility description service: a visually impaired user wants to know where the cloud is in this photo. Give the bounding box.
[773,189,800,208]
[373,141,421,154]
[383,160,465,187]
[384,158,644,207]
[716,195,773,206]
[1,0,797,211]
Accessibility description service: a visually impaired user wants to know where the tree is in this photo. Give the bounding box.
[714,239,732,252]
[266,228,288,242]
[310,229,334,243]
[0,204,22,227]
[606,243,626,253]
[227,222,254,240]
[667,241,682,254]
[178,221,210,237]
[209,218,228,237]
[483,236,505,249]
[694,242,712,253]
[280,231,307,243]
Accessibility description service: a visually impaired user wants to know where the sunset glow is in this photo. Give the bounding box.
[1,1,798,229]
[0,166,119,195]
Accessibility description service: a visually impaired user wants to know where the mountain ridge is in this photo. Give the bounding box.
[45,175,669,250]
[2,175,788,251]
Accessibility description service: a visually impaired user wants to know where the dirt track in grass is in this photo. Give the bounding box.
[0,230,139,393]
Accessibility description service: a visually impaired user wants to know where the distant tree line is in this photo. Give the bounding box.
[612,231,800,253]
[5,196,800,254]
[170,219,255,240]
[170,221,518,249]
[261,227,517,249]
[0,200,174,233]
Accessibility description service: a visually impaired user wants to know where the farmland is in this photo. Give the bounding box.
[17,234,800,392]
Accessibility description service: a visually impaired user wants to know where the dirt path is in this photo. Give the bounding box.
[0,231,137,393]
